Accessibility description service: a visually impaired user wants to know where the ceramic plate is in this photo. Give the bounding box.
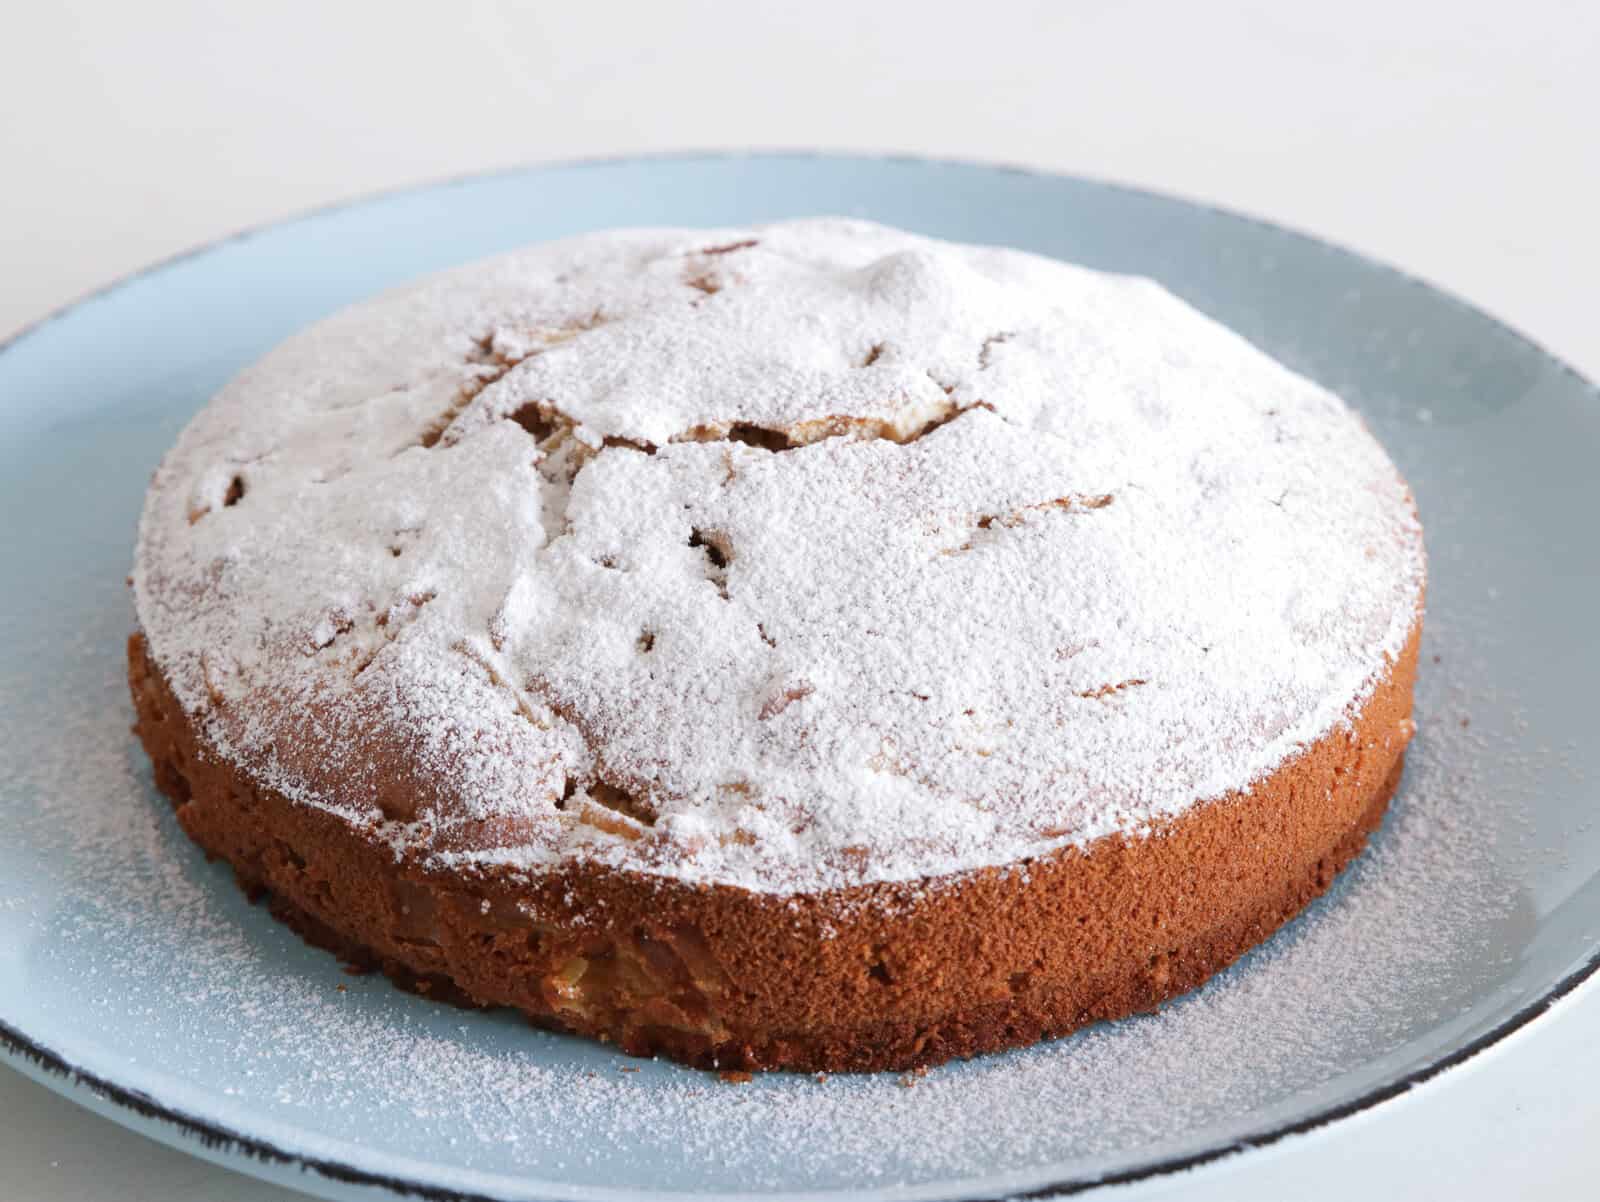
[2,153,1598,1202]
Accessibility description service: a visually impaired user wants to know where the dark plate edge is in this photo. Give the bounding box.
[3,149,1599,1201]
[6,949,1600,1202]
[4,148,1599,407]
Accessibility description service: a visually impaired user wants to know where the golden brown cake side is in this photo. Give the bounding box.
[128,616,1418,1074]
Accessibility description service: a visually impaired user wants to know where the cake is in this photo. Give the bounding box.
[128,218,1425,1072]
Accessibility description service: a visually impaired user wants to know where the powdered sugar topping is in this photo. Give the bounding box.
[131,218,1425,891]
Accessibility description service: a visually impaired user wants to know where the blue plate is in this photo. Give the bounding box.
[2,153,1598,1201]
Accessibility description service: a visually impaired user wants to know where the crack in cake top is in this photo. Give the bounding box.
[132,218,1425,893]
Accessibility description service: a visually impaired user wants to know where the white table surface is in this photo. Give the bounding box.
[2,2,1596,1198]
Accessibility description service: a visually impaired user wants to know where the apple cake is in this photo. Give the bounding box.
[128,218,1425,1072]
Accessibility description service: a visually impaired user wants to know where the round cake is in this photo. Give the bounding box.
[128,218,1425,1072]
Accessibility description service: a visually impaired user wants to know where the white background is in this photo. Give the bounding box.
[2,2,1597,1198]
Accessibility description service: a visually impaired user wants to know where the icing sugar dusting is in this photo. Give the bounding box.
[0,593,1524,1195]
[130,219,1424,891]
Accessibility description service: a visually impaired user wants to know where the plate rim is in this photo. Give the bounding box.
[8,954,1600,1202]
[3,147,1598,1202]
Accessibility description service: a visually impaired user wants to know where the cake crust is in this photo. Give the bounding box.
[130,220,1426,895]
[129,620,1416,1072]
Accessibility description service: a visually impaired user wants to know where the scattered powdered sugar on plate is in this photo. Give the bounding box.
[0,581,1527,1197]
[130,218,1425,892]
